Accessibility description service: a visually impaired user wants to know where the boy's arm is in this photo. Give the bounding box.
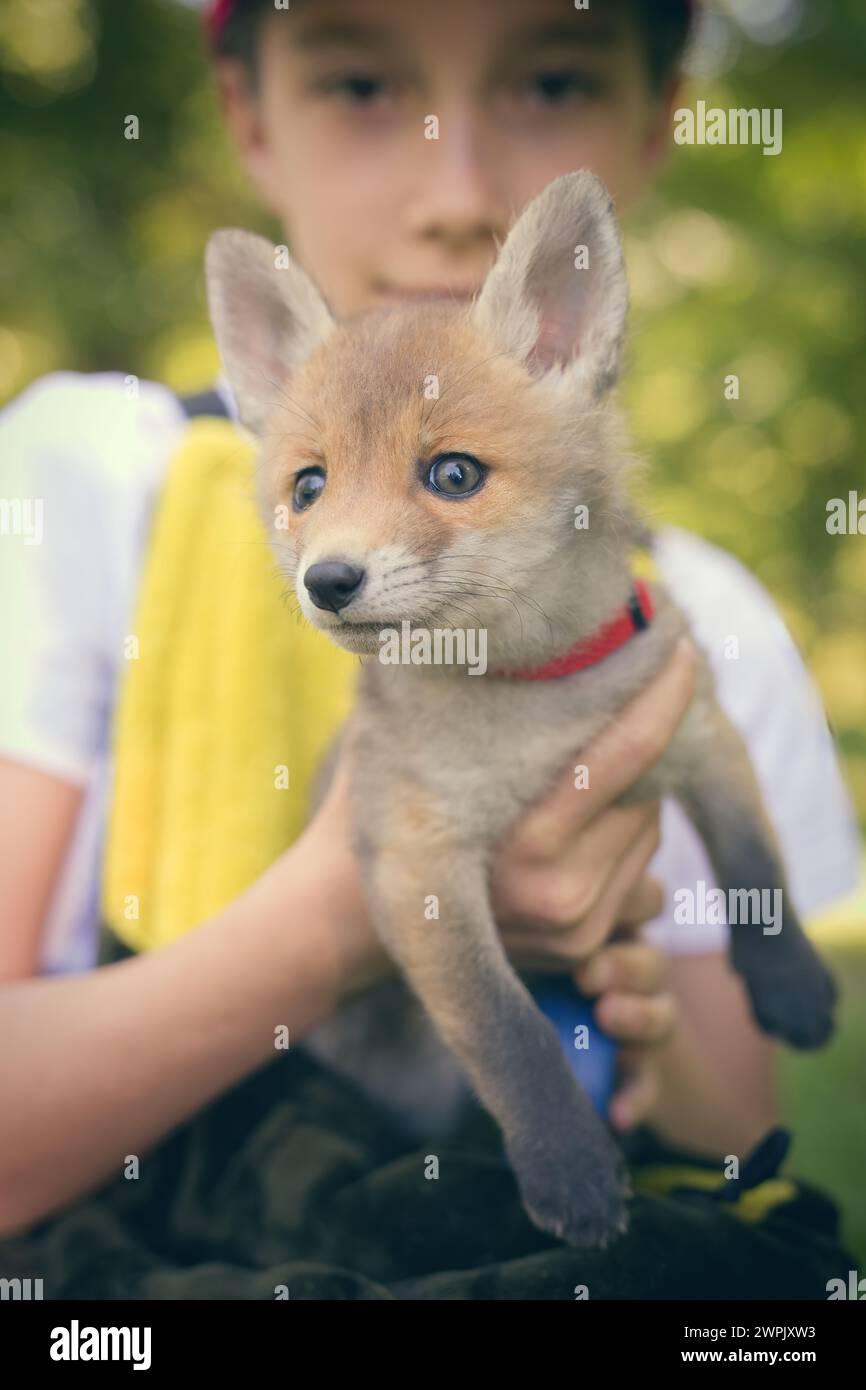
[650,951,778,1157]
[0,756,380,1239]
[634,530,862,1156]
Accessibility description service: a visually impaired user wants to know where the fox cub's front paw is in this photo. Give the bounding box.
[508,1113,630,1249]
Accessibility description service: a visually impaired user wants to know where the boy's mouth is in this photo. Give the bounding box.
[374,280,480,304]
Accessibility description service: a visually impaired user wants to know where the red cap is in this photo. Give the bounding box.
[204,0,238,45]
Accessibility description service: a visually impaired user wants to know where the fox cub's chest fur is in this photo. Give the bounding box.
[353,588,690,847]
[207,171,837,1248]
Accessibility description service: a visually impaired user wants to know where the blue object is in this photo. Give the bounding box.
[530,975,619,1117]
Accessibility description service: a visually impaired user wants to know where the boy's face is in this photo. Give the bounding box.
[219,0,677,317]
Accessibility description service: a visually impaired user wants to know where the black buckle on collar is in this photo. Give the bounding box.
[627,584,650,632]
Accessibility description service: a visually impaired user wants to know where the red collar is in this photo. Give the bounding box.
[496,578,653,680]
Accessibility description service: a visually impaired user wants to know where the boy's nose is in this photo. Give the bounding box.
[304,559,366,613]
[404,113,509,258]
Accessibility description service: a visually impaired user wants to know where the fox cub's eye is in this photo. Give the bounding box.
[293,467,325,512]
[426,453,485,498]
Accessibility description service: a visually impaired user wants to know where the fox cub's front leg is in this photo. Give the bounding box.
[356,790,629,1248]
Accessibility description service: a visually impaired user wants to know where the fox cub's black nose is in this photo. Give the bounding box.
[304,559,366,613]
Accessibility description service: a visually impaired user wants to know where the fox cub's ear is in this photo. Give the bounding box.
[205,231,334,436]
[472,171,627,401]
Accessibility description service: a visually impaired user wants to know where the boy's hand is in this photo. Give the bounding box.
[491,637,696,954]
[574,925,677,1130]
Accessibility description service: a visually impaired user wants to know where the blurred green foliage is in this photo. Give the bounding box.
[1,0,864,829]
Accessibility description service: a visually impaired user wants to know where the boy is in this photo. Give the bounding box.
[0,0,859,1288]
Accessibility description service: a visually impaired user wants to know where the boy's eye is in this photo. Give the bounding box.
[425,454,486,498]
[293,468,325,512]
[521,69,605,106]
[316,72,392,106]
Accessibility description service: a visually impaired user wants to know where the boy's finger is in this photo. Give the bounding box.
[539,815,660,957]
[574,938,667,996]
[609,1054,659,1132]
[518,637,697,847]
[594,989,676,1043]
[617,874,665,927]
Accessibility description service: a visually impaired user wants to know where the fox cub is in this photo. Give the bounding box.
[206,172,836,1247]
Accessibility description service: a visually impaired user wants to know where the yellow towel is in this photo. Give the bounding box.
[101,418,357,952]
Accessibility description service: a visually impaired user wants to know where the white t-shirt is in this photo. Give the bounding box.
[0,372,861,975]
